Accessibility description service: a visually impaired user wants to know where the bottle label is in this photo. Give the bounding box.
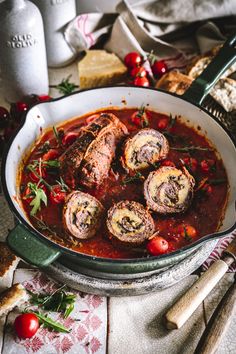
[6,34,37,49]
[50,0,70,5]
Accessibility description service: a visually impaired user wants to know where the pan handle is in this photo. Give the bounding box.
[7,223,61,267]
[182,33,236,105]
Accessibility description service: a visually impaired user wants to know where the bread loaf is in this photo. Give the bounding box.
[0,242,19,292]
[155,71,193,95]
[0,283,28,317]
[78,50,127,89]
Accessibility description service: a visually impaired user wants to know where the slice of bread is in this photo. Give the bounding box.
[210,77,236,112]
[0,243,19,292]
[155,71,193,95]
[0,283,28,317]
[78,50,127,89]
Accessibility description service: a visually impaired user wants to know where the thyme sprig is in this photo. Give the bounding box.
[122,172,144,185]
[170,146,213,152]
[50,75,78,95]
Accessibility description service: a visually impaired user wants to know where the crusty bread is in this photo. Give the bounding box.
[78,50,127,89]
[155,71,193,95]
[210,77,236,112]
[186,56,212,79]
[0,243,19,292]
[0,283,28,317]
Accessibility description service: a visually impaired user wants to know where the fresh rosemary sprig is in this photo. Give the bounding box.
[51,75,78,95]
[170,146,213,152]
[122,172,144,185]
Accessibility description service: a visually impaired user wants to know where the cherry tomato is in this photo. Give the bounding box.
[130,66,147,78]
[131,108,150,127]
[161,160,175,167]
[43,148,60,161]
[151,60,167,78]
[146,236,169,256]
[124,52,142,68]
[28,166,47,183]
[133,76,150,87]
[62,131,79,146]
[200,159,215,173]
[14,313,39,339]
[49,185,67,204]
[182,157,198,173]
[156,118,169,130]
[38,94,51,102]
[86,114,99,125]
[179,225,197,239]
[0,106,10,129]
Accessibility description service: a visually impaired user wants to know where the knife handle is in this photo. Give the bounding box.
[194,276,236,354]
[164,258,232,329]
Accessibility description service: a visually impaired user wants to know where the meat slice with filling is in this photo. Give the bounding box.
[63,191,104,239]
[106,200,155,246]
[144,166,195,214]
[122,128,169,171]
[59,113,128,189]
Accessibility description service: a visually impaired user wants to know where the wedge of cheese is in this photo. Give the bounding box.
[78,50,127,89]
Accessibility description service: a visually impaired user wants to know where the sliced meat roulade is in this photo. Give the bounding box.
[59,113,128,189]
[122,128,169,170]
[144,166,195,214]
[106,200,155,246]
[63,191,104,239]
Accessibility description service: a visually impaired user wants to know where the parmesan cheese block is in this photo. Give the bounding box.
[78,50,127,89]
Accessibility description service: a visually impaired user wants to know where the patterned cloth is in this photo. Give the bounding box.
[1,269,107,354]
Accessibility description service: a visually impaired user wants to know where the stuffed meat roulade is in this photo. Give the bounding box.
[59,113,128,188]
[106,200,155,246]
[144,166,195,214]
[63,191,104,239]
[122,128,169,171]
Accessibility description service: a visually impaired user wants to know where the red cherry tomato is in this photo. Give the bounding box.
[130,66,147,78]
[38,94,51,102]
[49,185,67,204]
[179,225,197,239]
[86,114,99,125]
[156,118,169,130]
[147,236,169,256]
[131,109,151,127]
[151,60,167,78]
[43,148,60,161]
[62,132,79,146]
[28,166,47,183]
[182,157,198,173]
[133,76,150,87]
[200,159,215,173]
[124,52,142,68]
[14,313,39,339]
[161,160,176,167]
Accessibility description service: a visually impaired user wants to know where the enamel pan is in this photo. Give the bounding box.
[1,34,236,275]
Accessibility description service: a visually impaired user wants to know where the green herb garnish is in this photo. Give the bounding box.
[52,75,78,95]
[26,182,47,216]
[122,172,144,185]
[28,285,76,319]
[32,312,70,333]
[170,146,213,152]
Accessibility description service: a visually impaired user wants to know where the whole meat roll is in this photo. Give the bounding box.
[122,128,169,170]
[59,113,128,189]
[106,200,155,246]
[63,191,104,239]
[144,166,195,214]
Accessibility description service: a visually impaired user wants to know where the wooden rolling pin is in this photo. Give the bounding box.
[164,237,236,330]
[194,274,236,354]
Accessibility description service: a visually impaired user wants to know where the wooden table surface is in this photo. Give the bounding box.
[0,62,235,354]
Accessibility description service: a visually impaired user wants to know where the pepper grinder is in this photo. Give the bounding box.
[0,0,49,102]
[32,0,77,67]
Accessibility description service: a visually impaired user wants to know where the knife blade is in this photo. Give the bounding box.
[164,236,236,330]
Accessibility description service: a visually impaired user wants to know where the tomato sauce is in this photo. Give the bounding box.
[19,108,228,259]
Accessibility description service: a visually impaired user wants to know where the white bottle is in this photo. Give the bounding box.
[0,0,49,102]
[32,0,77,68]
